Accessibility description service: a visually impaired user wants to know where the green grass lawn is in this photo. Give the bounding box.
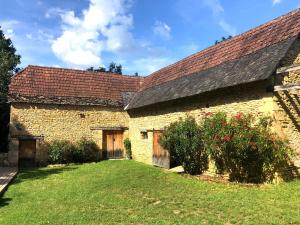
[0,160,300,225]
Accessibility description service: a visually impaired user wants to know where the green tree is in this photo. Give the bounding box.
[214,35,233,45]
[97,67,106,72]
[87,66,106,72]
[0,26,21,96]
[108,62,122,74]
[115,64,122,75]
[0,26,20,152]
[88,62,122,75]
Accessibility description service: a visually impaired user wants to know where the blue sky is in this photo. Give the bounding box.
[0,0,299,75]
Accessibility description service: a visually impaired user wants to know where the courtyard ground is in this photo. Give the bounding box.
[0,160,299,225]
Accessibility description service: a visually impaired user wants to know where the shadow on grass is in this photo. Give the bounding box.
[0,197,12,207]
[13,166,77,185]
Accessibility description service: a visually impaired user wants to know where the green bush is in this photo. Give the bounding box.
[49,139,100,164]
[75,139,100,163]
[124,138,132,159]
[202,112,293,183]
[159,117,208,175]
[48,140,76,164]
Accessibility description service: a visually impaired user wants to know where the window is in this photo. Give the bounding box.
[140,131,148,140]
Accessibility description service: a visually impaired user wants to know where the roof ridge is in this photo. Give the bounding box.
[138,8,300,91]
[146,8,300,78]
[26,65,144,79]
[10,65,145,106]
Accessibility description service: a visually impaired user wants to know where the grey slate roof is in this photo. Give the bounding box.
[126,37,297,110]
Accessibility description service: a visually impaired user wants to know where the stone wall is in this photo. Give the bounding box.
[10,103,129,163]
[274,38,300,166]
[128,81,274,165]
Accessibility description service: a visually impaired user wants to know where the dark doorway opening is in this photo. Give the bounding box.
[19,139,36,167]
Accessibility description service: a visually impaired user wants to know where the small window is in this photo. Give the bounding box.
[141,131,148,139]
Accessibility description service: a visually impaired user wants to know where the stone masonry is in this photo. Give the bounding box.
[128,81,274,164]
[9,103,129,163]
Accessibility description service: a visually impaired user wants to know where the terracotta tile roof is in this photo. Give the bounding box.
[9,9,300,109]
[126,37,296,109]
[9,65,144,106]
[140,8,300,91]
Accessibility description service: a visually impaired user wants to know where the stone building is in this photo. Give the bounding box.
[8,66,143,165]
[7,9,300,167]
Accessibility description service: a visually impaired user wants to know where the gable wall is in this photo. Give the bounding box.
[9,103,129,164]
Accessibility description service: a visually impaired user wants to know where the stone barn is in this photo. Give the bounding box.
[7,9,300,168]
[8,66,143,165]
[126,9,300,168]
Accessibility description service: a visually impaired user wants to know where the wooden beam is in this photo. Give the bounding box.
[276,64,300,74]
[274,83,300,92]
[90,126,128,131]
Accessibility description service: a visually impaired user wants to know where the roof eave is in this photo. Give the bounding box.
[8,95,124,107]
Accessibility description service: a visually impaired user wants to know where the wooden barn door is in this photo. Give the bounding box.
[152,131,170,169]
[19,139,36,167]
[103,131,124,159]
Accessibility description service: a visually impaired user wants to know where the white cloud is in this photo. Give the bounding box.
[25,30,54,43]
[203,0,236,36]
[219,19,237,36]
[203,0,224,15]
[50,0,136,66]
[45,7,65,18]
[52,30,103,65]
[5,29,15,39]
[26,33,33,40]
[272,0,282,5]
[153,20,171,40]
[60,11,81,26]
[0,20,19,39]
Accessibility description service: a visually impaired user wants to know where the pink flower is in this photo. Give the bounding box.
[204,112,213,117]
[235,112,243,120]
[223,134,232,142]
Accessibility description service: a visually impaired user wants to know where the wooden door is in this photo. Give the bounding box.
[153,131,170,169]
[103,131,124,159]
[19,139,36,167]
[113,131,124,158]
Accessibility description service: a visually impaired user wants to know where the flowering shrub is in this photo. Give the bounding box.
[159,117,208,175]
[202,112,292,183]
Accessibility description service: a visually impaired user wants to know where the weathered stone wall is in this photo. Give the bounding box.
[10,103,129,162]
[128,81,274,165]
[274,38,300,165]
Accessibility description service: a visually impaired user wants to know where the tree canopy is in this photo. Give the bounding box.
[87,62,122,75]
[215,35,233,45]
[0,26,21,96]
